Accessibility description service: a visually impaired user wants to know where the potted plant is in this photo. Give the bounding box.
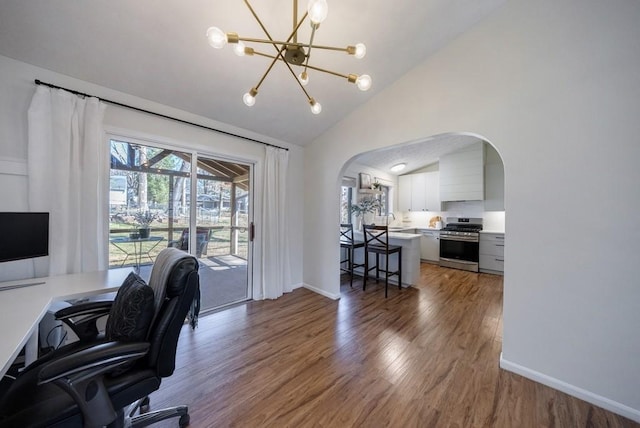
[133,210,157,238]
[351,197,382,230]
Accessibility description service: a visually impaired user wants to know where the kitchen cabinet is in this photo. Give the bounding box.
[398,171,440,212]
[411,173,427,211]
[424,171,440,211]
[440,142,485,202]
[398,175,412,212]
[479,232,504,274]
[418,229,440,262]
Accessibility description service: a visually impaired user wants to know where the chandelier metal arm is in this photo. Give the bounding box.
[244,0,313,101]
[252,50,353,81]
[237,37,353,54]
[302,24,317,74]
[244,0,307,52]
[293,0,298,44]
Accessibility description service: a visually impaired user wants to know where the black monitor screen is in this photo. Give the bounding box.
[0,212,49,263]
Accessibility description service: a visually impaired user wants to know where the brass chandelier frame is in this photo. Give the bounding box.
[206,0,371,114]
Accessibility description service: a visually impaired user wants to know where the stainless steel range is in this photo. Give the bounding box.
[439,217,483,272]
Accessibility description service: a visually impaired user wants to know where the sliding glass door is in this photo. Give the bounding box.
[193,155,251,310]
[108,137,253,311]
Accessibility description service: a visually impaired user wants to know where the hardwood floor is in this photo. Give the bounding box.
[149,263,638,427]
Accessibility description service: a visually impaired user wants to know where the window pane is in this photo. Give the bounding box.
[109,139,191,269]
[340,186,353,224]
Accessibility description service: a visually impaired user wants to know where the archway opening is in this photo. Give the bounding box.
[337,132,505,293]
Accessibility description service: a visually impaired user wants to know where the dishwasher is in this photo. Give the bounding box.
[419,230,440,262]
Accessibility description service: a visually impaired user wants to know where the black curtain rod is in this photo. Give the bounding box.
[34,79,288,151]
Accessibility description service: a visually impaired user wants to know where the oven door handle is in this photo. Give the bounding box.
[440,235,479,243]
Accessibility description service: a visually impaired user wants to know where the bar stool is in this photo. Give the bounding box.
[363,224,402,298]
[340,224,365,287]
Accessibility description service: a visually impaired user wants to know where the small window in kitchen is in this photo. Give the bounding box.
[376,185,389,216]
[340,176,356,224]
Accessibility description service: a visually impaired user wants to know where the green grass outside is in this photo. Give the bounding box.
[108,217,248,268]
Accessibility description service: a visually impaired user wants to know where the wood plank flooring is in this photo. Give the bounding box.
[149,263,638,427]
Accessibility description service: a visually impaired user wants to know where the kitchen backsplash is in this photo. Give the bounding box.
[399,209,505,232]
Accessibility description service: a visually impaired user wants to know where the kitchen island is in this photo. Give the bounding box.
[350,230,421,287]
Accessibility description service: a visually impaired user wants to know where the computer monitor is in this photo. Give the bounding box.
[0,212,49,263]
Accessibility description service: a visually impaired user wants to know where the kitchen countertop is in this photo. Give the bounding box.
[394,225,505,234]
[355,230,421,240]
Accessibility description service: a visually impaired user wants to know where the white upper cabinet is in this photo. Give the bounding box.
[439,142,485,202]
[398,175,412,212]
[410,173,427,211]
[424,171,440,211]
[398,171,440,212]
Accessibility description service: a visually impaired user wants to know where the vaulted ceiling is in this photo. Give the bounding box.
[0,0,506,147]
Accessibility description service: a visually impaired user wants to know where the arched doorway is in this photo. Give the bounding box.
[338,132,505,292]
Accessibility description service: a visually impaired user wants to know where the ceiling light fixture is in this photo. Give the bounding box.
[206,0,371,114]
[390,163,406,173]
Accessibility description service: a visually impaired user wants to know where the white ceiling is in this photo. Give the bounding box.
[354,133,483,176]
[0,0,505,147]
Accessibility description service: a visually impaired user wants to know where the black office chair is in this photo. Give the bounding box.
[340,223,365,287]
[363,224,402,298]
[0,248,200,428]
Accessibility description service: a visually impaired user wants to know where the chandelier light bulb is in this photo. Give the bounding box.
[234,41,246,56]
[243,92,256,107]
[307,0,328,25]
[298,71,309,86]
[310,100,322,114]
[206,27,227,49]
[356,74,372,91]
[354,43,366,59]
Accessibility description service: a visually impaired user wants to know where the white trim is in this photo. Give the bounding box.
[500,353,640,423]
[302,283,341,300]
[0,157,27,176]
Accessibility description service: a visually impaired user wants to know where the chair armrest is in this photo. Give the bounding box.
[55,301,113,341]
[36,341,150,427]
[55,301,113,319]
[38,341,149,384]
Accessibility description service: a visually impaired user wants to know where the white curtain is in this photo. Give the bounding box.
[27,86,107,276]
[260,146,292,299]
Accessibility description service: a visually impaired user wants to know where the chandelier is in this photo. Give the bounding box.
[206,0,371,114]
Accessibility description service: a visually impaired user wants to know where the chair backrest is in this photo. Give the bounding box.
[363,224,389,249]
[145,248,199,377]
[340,223,355,244]
[177,227,211,253]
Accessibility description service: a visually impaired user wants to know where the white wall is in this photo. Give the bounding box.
[0,55,304,292]
[303,0,640,421]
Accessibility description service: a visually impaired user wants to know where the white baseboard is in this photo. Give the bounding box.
[500,353,640,423]
[302,283,341,300]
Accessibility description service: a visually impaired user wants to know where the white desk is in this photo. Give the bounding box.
[0,269,130,379]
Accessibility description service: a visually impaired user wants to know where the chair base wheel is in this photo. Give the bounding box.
[139,396,150,414]
[179,413,190,427]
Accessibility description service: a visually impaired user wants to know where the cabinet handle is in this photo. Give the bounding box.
[496,236,505,240]
[495,258,504,262]
[495,244,505,247]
